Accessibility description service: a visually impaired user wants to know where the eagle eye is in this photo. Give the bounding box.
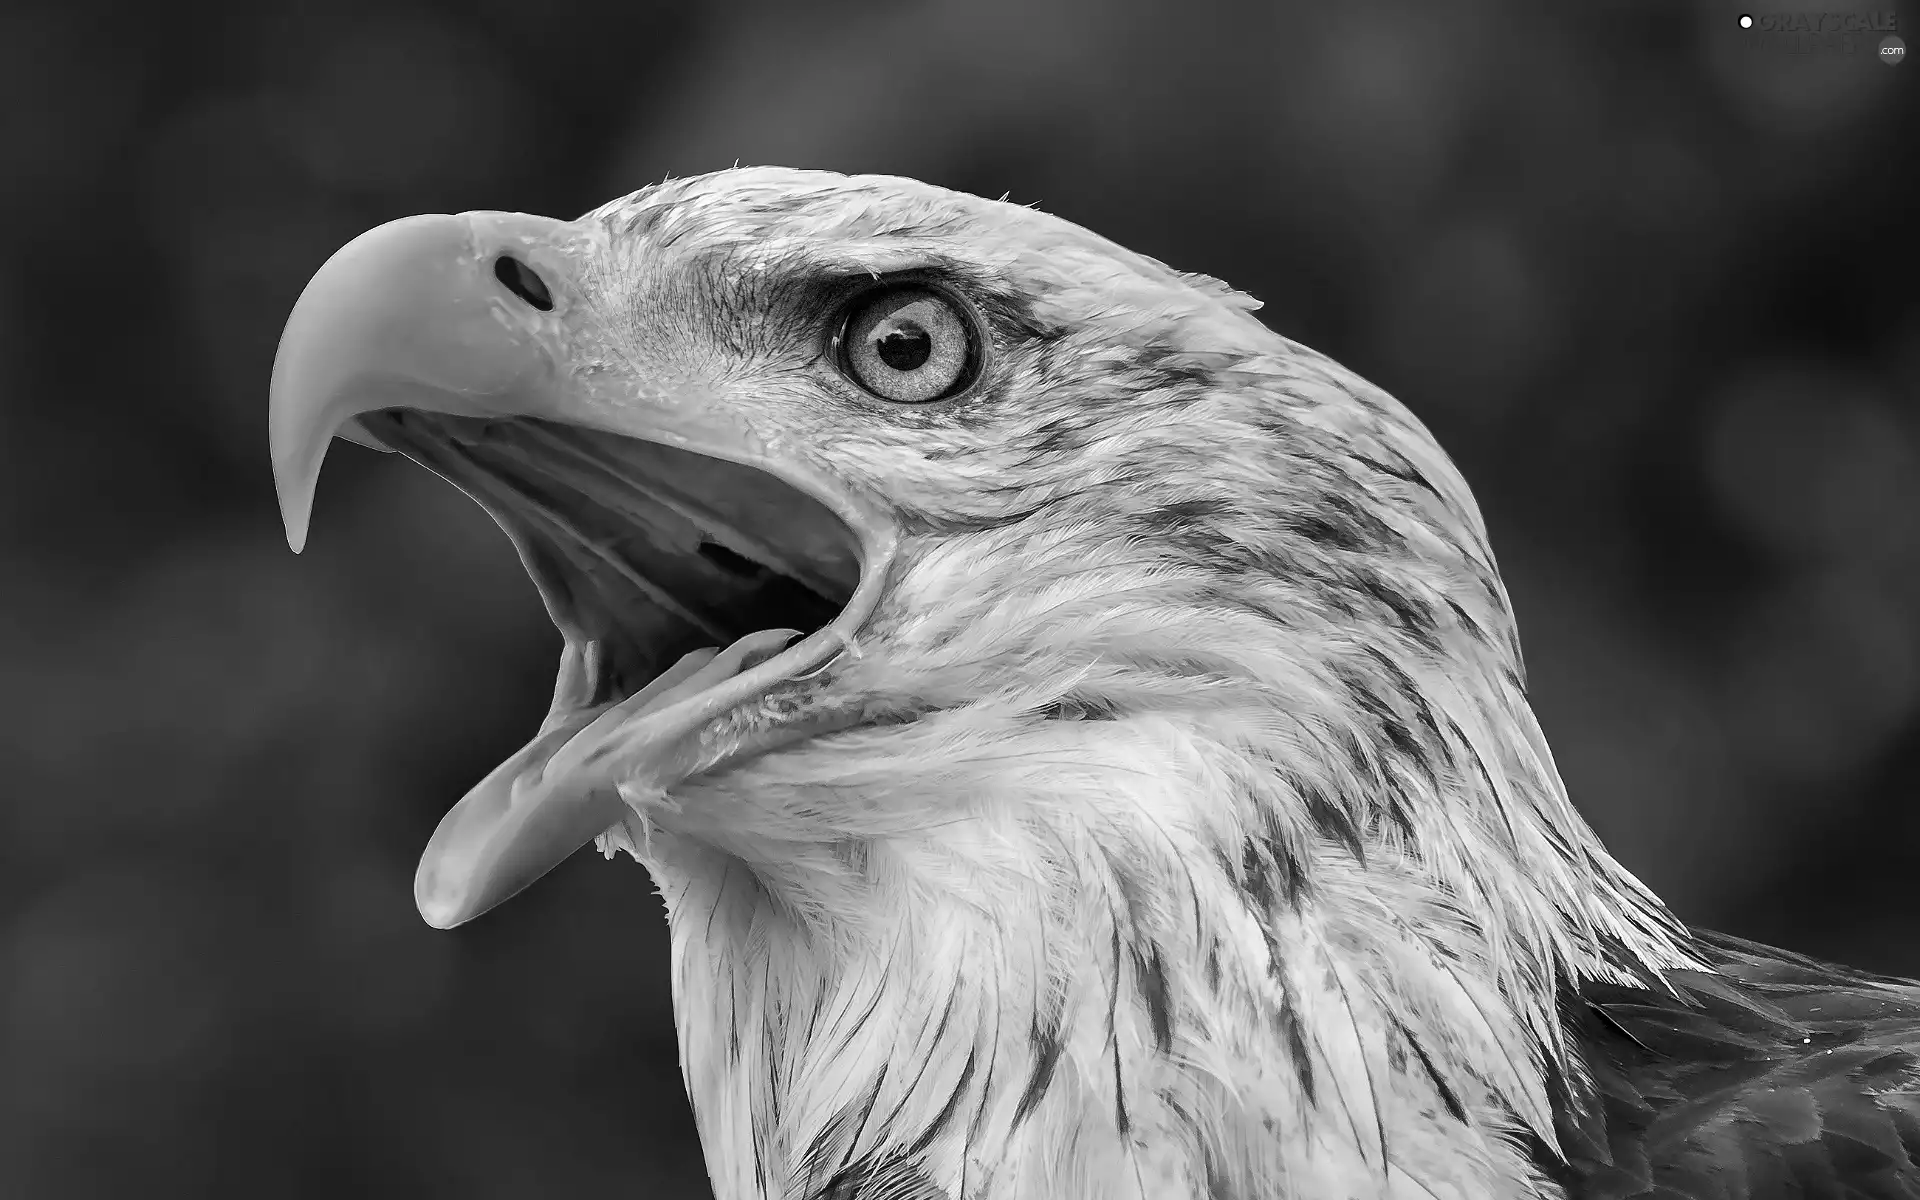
[834,283,979,403]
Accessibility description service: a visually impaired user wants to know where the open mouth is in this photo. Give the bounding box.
[359,409,865,711]
[265,208,906,927]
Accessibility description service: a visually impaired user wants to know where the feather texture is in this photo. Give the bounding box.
[528,168,1920,1199]
[1548,932,1920,1199]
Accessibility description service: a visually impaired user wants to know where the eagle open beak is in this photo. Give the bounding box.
[269,212,895,929]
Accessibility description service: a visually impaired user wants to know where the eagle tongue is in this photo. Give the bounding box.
[540,628,801,785]
[412,628,799,928]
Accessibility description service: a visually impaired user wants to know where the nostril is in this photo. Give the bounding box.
[493,254,554,311]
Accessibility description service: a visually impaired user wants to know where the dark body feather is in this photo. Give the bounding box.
[1548,931,1920,1199]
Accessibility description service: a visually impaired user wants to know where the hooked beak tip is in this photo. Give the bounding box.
[271,440,318,553]
[267,210,560,561]
[281,499,311,554]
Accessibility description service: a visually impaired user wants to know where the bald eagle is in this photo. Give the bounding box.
[271,169,1920,1200]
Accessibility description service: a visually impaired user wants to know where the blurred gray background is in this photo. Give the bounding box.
[1,0,1915,1195]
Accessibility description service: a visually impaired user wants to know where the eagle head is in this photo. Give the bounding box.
[272,168,1695,1200]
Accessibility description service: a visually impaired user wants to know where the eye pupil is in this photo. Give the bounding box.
[875,324,932,371]
[836,283,979,403]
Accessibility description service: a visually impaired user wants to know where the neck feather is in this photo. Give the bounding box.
[604,583,1697,1198]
